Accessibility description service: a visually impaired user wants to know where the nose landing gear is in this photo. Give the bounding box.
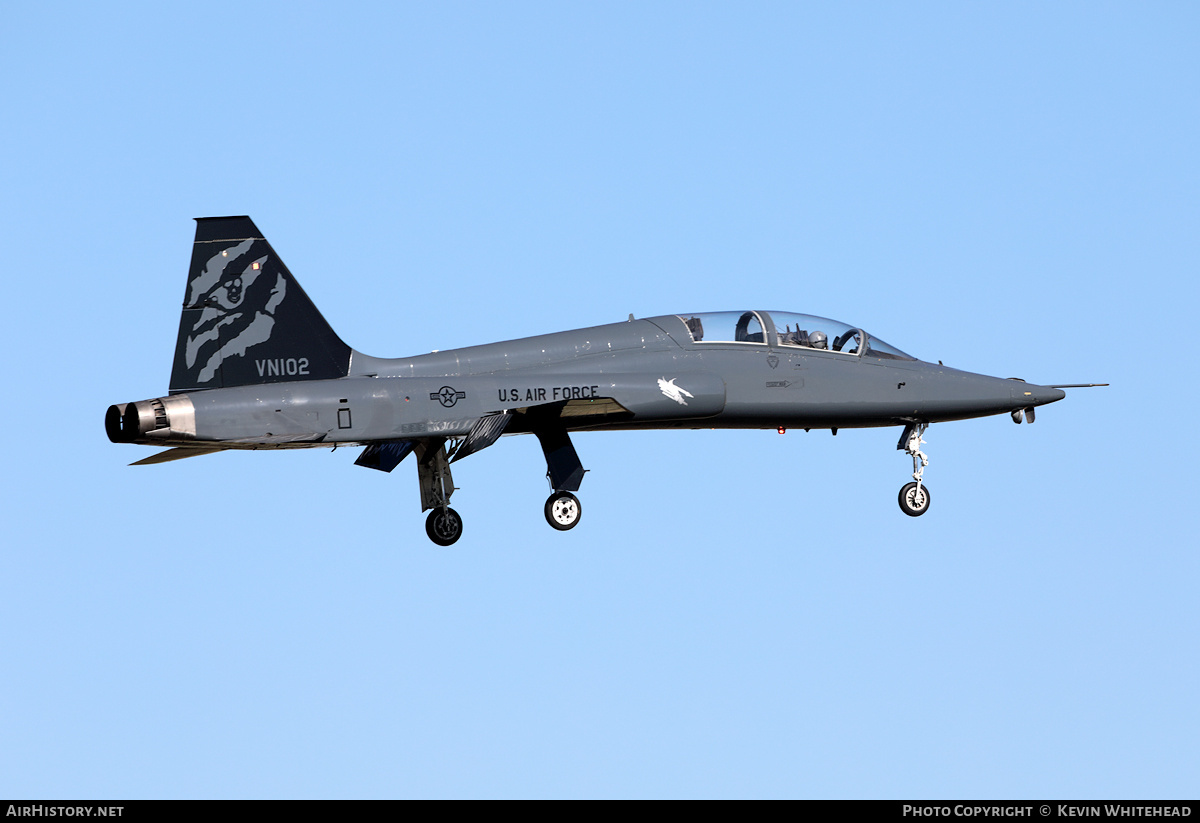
[898,482,931,517]
[898,422,931,517]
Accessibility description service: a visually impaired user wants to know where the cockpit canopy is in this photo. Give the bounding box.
[675,311,916,360]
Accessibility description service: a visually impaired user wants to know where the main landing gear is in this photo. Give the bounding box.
[413,424,590,545]
[897,422,932,517]
[416,441,464,546]
[535,424,586,534]
[426,507,463,546]
[545,491,582,530]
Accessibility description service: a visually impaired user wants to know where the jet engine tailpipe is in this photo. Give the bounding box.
[105,396,197,444]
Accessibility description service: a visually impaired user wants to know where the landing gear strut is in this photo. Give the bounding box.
[534,423,587,533]
[545,491,582,530]
[416,440,463,545]
[897,422,931,517]
[409,423,591,543]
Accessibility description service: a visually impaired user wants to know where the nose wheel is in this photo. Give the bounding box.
[545,491,582,531]
[897,422,932,517]
[425,507,463,546]
[898,482,931,517]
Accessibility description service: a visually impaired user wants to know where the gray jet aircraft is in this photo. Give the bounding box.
[107,217,1103,545]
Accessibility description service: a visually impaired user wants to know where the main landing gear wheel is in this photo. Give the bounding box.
[425,507,463,546]
[544,491,582,531]
[898,482,931,517]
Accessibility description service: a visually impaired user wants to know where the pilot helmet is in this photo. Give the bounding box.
[808,330,827,349]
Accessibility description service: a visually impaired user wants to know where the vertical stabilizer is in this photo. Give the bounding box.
[169,216,351,394]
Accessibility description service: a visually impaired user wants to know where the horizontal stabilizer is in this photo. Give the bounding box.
[356,440,417,473]
[131,447,225,466]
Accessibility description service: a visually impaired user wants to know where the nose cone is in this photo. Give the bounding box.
[1014,382,1066,407]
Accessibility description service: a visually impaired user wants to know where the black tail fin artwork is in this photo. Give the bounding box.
[169,216,352,394]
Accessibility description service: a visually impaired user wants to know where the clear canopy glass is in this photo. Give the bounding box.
[676,311,767,344]
[675,311,916,360]
[768,311,915,360]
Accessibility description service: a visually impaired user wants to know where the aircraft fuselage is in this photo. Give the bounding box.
[107,216,1089,541]
[110,314,1064,450]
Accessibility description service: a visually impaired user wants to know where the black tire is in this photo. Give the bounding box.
[898,482,931,517]
[425,507,463,545]
[544,491,582,531]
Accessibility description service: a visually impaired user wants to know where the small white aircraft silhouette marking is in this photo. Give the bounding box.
[657,377,694,406]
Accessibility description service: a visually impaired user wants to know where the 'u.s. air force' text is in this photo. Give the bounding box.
[498,386,600,403]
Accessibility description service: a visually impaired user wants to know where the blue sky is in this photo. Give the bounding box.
[2,2,1197,798]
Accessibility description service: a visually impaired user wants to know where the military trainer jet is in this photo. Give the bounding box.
[106,217,1103,545]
